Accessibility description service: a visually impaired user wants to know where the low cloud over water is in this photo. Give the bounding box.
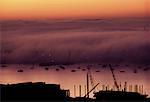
[1,19,150,64]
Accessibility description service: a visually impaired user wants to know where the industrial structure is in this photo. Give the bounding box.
[1,82,70,101]
[0,64,149,102]
[72,64,149,102]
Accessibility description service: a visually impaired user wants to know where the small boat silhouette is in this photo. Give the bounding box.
[1,64,7,67]
[120,70,125,73]
[71,70,76,72]
[45,67,49,70]
[82,69,86,71]
[56,68,59,71]
[143,67,149,71]
[95,70,100,72]
[17,69,24,72]
[77,67,81,69]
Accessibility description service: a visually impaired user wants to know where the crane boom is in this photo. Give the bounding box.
[109,64,119,91]
[88,69,95,92]
[85,68,99,98]
[84,83,99,98]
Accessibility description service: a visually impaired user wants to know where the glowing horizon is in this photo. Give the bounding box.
[0,0,149,20]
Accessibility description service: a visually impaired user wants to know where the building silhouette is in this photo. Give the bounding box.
[1,82,70,101]
[94,90,148,102]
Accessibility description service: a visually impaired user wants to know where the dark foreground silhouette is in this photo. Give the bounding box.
[94,91,148,102]
[1,82,70,102]
[0,82,149,102]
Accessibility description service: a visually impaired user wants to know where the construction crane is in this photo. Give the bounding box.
[109,64,120,91]
[88,68,96,93]
[84,67,99,98]
[84,83,99,98]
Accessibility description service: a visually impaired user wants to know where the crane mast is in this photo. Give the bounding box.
[109,64,119,91]
[85,67,99,98]
[88,68,95,92]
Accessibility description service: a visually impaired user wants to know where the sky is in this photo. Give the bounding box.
[0,0,149,20]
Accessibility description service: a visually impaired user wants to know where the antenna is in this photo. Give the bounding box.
[79,85,81,97]
[86,73,89,98]
[74,85,76,97]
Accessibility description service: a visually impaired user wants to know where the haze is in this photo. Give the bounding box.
[1,19,150,64]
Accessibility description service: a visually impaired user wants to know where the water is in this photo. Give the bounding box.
[0,64,149,97]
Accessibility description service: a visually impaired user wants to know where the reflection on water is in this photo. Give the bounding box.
[0,64,150,97]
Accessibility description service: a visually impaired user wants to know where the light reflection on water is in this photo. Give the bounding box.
[0,64,149,97]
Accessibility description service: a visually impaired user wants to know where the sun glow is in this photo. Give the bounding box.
[0,0,149,20]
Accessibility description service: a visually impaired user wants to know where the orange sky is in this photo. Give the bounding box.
[0,0,149,20]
